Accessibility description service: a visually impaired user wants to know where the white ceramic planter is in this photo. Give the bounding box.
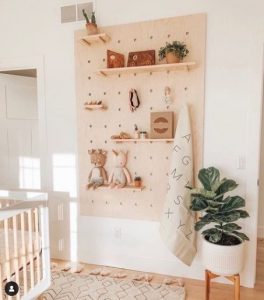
[202,236,245,275]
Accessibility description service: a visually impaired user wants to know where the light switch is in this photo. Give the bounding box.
[237,156,246,170]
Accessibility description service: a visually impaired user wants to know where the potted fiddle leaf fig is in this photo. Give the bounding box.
[159,41,189,64]
[188,167,249,275]
[82,9,98,35]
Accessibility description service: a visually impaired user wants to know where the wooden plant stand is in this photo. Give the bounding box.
[205,270,240,300]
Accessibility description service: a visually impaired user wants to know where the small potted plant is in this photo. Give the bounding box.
[159,41,189,64]
[82,9,98,35]
[189,167,249,276]
[134,176,142,187]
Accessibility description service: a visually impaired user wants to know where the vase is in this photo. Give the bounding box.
[165,52,181,64]
[202,236,245,276]
[86,23,98,35]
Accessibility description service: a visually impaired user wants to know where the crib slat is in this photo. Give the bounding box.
[20,212,28,294]
[27,210,35,289]
[4,218,11,281]
[4,218,12,300]
[34,208,41,282]
[12,215,20,300]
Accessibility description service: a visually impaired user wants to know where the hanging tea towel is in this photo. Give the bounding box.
[160,104,197,266]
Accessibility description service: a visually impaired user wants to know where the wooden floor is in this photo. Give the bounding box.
[53,239,264,300]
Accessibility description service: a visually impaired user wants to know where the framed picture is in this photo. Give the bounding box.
[107,50,125,68]
[150,111,174,139]
[127,50,155,67]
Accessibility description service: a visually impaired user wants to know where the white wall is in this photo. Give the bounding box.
[0,0,264,288]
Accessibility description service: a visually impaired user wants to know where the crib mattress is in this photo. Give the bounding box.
[0,229,41,280]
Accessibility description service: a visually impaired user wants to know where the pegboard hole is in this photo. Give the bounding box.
[167,34,171,38]
[118,40,121,43]
[150,35,153,39]
[134,38,137,42]
[88,60,91,63]
[88,76,91,80]
[186,31,189,35]
[90,140,93,143]
[89,93,92,96]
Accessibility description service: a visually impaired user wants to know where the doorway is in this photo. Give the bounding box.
[0,57,47,192]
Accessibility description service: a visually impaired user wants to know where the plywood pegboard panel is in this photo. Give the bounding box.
[75,13,206,221]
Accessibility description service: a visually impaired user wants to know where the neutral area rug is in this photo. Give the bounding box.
[39,271,186,300]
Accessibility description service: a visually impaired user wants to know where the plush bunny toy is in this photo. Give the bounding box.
[108,150,132,188]
[87,149,107,189]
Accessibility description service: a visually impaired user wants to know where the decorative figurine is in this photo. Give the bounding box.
[108,150,132,188]
[87,149,107,189]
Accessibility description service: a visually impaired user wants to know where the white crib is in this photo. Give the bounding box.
[0,191,50,300]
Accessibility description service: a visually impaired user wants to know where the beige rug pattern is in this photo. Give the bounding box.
[39,271,186,300]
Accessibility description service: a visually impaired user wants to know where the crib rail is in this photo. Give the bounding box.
[0,191,50,300]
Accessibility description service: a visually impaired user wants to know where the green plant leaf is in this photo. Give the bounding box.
[207,200,223,208]
[215,179,238,195]
[222,223,242,232]
[213,211,241,223]
[198,167,220,191]
[194,220,209,231]
[202,228,222,243]
[190,197,208,211]
[232,231,250,241]
[190,188,216,199]
[221,196,245,211]
[236,210,250,218]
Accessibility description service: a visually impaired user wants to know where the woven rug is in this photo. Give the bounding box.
[38,271,186,300]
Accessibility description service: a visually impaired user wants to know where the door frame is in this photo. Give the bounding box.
[0,56,48,191]
[244,44,264,287]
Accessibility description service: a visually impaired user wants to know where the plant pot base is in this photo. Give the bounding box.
[165,52,181,64]
[202,237,245,276]
[86,24,98,35]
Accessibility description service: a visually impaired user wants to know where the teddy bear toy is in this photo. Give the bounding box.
[108,150,132,188]
[87,149,107,189]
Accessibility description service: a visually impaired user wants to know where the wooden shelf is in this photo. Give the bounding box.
[81,33,111,46]
[111,138,174,143]
[87,184,145,191]
[97,62,196,76]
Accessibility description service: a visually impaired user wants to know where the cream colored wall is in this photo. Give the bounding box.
[0,0,264,288]
[75,14,206,220]
[258,76,264,238]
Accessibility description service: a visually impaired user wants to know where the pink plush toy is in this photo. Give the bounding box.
[108,150,132,188]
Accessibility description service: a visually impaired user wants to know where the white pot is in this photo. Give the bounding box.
[202,236,245,275]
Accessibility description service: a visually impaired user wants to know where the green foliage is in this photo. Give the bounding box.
[82,10,97,25]
[189,167,250,245]
[82,9,90,24]
[91,11,96,24]
[158,41,189,61]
